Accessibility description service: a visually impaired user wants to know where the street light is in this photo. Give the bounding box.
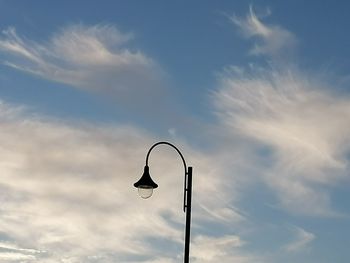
[134,141,193,263]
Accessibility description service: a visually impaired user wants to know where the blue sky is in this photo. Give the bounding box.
[0,1,350,262]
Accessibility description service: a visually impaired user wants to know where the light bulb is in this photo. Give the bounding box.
[138,186,153,199]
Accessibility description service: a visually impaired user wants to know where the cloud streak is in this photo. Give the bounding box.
[214,65,350,216]
[284,226,315,252]
[0,241,42,261]
[0,25,165,106]
[230,6,297,58]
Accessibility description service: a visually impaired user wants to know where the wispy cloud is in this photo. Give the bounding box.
[284,226,315,252]
[230,5,297,58]
[191,235,249,262]
[214,65,350,216]
[0,241,42,261]
[0,25,165,106]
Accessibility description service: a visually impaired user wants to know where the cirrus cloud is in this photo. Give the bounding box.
[0,24,166,106]
[230,5,297,58]
[214,65,350,216]
[284,226,315,252]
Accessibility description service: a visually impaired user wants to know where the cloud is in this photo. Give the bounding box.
[191,235,246,262]
[214,66,350,216]
[0,25,166,107]
[0,241,42,261]
[284,226,315,252]
[230,5,297,58]
[0,99,249,262]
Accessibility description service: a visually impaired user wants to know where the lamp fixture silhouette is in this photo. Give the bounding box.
[134,141,193,263]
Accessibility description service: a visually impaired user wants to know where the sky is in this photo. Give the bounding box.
[0,1,350,262]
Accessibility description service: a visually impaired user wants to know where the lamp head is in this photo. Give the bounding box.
[134,165,158,199]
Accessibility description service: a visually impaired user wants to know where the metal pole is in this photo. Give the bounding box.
[184,166,192,263]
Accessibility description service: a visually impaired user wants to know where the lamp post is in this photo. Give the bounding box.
[134,141,193,263]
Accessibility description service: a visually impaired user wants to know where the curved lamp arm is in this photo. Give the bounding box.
[146,141,187,174]
[145,141,189,212]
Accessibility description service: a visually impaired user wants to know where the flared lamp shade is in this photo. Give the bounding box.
[134,165,158,199]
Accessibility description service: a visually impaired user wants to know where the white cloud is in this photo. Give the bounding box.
[230,5,297,57]
[0,241,43,261]
[214,66,350,216]
[0,253,35,261]
[0,100,246,262]
[191,235,245,261]
[284,226,315,252]
[0,25,165,106]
